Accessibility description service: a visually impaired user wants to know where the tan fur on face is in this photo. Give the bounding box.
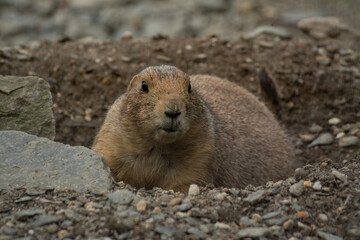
[92,65,295,192]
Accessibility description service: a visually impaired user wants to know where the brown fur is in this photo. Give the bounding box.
[92,65,295,192]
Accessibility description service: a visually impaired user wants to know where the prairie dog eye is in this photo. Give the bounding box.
[188,82,191,93]
[142,81,149,93]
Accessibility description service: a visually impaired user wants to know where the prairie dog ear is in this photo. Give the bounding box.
[127,75,140,91]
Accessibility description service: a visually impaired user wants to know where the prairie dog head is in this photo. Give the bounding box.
[121,65,201,144]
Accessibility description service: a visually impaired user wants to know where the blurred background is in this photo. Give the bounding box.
[0,0,359,47]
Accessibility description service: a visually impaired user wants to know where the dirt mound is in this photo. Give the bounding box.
[1,35,359,165]
[0,35,359,239]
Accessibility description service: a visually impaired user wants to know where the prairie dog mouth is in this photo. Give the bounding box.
[158,120,182,135]
[162,127,177,133]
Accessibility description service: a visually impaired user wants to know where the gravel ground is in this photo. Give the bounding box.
[0,153,359,239]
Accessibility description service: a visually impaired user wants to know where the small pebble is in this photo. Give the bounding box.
[84,108,93,122]
[15,209,45,220]
[214,222,231,230]
[289,181,305,197]
[331,169,348,183]
[283,219,294,230]
[336,132,345,139]
[187,227,206,238]
[309,124,323,133]
[178,199,192,212]
[303,181,312,188]
[106,190,135,205]
[262,211,281,220]
[243,190,265,204]
[237,227,270,238]
[168,197,182,207]
[215,192,227,201]
[1,226,18,236]
[156,55,172,62]
[136,199,147,212]
[251,213,262,223]
[312,181,322,190]
[318,213,328,222]
[195,53,207,60]
[317,230,343,240]
[188,184,200,196]
[154,226,180,237]
[153,207,162,214]
[300,134,316,143]
[307,133,333,147]
[57,230,69,239]
[121,31,133,41]
[328,117,341,125]
[347,228,360,237]
[339,136,359,147]
[15,196,33,203]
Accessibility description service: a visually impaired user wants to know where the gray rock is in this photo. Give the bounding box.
[0,76,55,140]
[339,136,359,147]
[178,199,192,212]
[1,226,18,235]
[313,181,322,190]
[0,131,113,192]
[265,217,288,226]
[237,227,270,238]
[187,227,206,238]
[115,209,140,218]
[15,209,45,220]
[331,169,348,183]
[155,226,181,237]
[214,222,231,230]
[283,219,295,230]
[347,228,360,237]
[289,181,305,197]
[309,124,323,133]
[328,117,341,125]
[317,230,343,240]
[318,213,329,222]
[63,209,84,222]
[15,196,33,203]
[188,184,200,196]
[31,214,58,227]
[61,220,73,228]
[244,190,265,204]
[239,216,256,227]
[107,190,135,205]
[307,133,333,147]
[245,26,291,39]
[152,214,166,221]
[262,211,281,220]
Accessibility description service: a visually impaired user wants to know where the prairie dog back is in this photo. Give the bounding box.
[191,75,294,187]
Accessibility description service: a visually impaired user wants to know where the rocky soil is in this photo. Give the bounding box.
[0,155,359,239]
[0,33,359,239]
[0,1,360,239]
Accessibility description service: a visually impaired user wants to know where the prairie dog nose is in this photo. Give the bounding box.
[164,106,181,119]
[164,100,182,119]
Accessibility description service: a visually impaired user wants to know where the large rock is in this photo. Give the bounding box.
[0,76,55,140]
[0,131,114,192]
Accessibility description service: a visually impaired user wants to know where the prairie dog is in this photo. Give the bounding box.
[92,65,295,192]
